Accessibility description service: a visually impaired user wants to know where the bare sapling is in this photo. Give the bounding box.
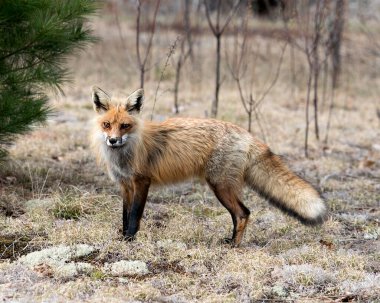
[283,0,332,157]
[324,0,346,144]
[226,15,286,137]
[151,38,179,120]
[281,5,297,99]
[172,0,194,114]
[203,0,242,118]
[135,0,161,89]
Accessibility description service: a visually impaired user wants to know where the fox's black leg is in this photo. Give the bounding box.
[125,176,151,240]
[120,180,134,238]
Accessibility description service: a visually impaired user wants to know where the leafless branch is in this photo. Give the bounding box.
[254,43,287,109]
[136,0,161,88]
[203,0,242,117]
[151,37,179,120]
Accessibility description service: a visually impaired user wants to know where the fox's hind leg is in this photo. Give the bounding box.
[207,181,250,247]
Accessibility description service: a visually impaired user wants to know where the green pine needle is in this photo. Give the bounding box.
[0,0,98,160]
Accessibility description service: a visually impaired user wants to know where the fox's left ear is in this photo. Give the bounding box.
[126,89,144,114]
[92,86,111,113]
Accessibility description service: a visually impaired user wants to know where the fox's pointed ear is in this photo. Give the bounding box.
[126,89,144,114]
[92,86,110,113]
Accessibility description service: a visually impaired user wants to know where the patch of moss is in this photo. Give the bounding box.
[52,192,88,220]
[90,269,107,280]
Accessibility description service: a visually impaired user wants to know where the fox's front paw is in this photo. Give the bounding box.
[221,237,233,244]
[123,234,136,242]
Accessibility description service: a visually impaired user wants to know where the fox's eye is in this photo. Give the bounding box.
[120,123,131,130]
[103,121,110,129]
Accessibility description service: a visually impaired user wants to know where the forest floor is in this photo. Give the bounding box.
[1,12,380,303]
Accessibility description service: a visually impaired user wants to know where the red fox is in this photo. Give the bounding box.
[91,86,327,247]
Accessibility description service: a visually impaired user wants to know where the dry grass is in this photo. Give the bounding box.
[1,6,380,303]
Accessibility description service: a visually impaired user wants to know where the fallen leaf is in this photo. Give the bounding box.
[33,263,53,277]
[358,158,376,169]
[319,239,335,250]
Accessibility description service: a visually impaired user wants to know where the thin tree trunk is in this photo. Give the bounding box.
[324,1,345,144]
[248,111,252,133]
[174,59,182,114]
[247,101,252,133]
[135,0,160,90]
[253,107,266,143]
[313,62,320,140]
[305,65,313,158]
[184,0,193,62]
[321,58,329,112]
[331,0,345,89]
[204,0,241,118]
[290,42,296,99]
[324,86,335,144]
[312,0,321,141]
[212,34,222,118]
[136,0,143,89]
[140,68,145,89]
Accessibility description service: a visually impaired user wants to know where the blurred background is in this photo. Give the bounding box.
[67,0,380,155]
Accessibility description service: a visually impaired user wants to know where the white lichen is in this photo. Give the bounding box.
[24,199,53,212]
[17,244,96,278]
[272,264,336,287]
[340,273,380,294]
[18,244,96,268]
[271,284,288,297]
[55,262,94,278]
[105,260,149,276]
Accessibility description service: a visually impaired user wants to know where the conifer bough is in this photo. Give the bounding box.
[0,0,97,159]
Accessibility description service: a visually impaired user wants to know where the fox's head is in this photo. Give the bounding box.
[92,86,144,148]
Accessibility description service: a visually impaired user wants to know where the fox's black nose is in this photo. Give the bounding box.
[109,138,118,145]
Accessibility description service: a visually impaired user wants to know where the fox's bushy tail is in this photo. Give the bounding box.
[245,149,327,224]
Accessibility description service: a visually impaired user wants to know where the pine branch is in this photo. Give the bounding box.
[0,0,98,159]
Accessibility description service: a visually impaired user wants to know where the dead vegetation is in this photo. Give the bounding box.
[0,2,379,302]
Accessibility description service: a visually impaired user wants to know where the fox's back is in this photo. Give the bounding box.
[140,118,262,185]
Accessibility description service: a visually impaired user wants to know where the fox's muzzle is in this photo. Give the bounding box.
[105,134,128,147]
